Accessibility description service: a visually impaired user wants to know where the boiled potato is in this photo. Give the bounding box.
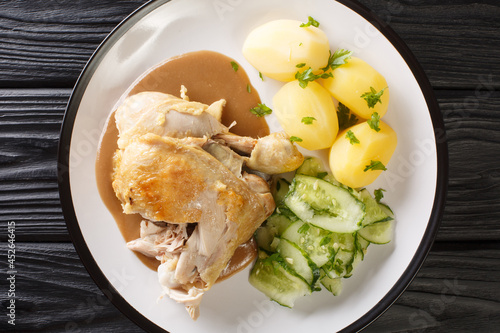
[242,20,330,82]
[329,121,397,188]
[321,57,389,119]
[273,80,338,150]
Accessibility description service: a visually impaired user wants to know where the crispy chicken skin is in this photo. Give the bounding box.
[113,133,274,229]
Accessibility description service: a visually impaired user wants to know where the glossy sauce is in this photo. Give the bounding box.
[96,50,268,281]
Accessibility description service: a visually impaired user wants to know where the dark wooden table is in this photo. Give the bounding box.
[1,0,499,332]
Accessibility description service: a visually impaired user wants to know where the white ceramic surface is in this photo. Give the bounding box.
[64,0,442,332]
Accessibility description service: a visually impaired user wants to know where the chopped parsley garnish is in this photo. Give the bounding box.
[247,84,252,93]
[361,86,387,108]
[259,72,264,81]
[250,103,272,117]
[230,61,239,72]
[295,67,332,88]
[321,49,353,72]
[374,188,386,203]
[301,116,316,125]
[364,160,387,172]
[300,16,320,28]
[367,112,381,132]
[337,102,358,130]
[290,136,303,143]
[298,223,310,234]
[296,63,306,68]
[320,236,331,246]
[346,130,360,145]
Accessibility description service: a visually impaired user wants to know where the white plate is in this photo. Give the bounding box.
[58,0,448,332]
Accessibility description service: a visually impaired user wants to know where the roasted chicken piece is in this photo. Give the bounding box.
[113,134,274,318]
[215,132,305,174]
[115,90,227,149]
[111,90,304,319]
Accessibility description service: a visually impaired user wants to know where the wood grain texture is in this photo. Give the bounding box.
[366,248,500,332]
[1,89,499,242]
[0,0,147,88]
[0,0,499,89]
[1,243,498,332]
[439,90,500,241]
[359,0,500,89]
[0,89,68,241]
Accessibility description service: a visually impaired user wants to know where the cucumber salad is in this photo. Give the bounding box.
[250,158,394,307]
[242,17,397,307]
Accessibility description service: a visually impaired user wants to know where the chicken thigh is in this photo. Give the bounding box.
[113,133,274,318]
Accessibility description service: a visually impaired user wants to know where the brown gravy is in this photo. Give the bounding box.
[95,50,268,281]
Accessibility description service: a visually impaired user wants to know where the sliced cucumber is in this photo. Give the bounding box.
[358,220,394,244]
[320,273,343,296]
[296,157,327,178]
[267,212,295,236]
[282,221,335,268]
[254,227,275,252]
[277,238,319,286]
[255,212,296,251]
[378,202,395,219]
[344,249,363,278]
[323,248,355,279]
[357,189,393,226]
[284,175,365,233]
[296,157,342,187]
[354,232,370,260]
[273,178,290,205]
[322,174,342,187]
[249,162,396,306]
[249,251,311,308]
[330,232,356,252]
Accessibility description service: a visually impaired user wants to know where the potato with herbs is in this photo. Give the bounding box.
[322,57,389,119]
[329,120,397,188]
[273,80,339,150]
[242,19,330,82]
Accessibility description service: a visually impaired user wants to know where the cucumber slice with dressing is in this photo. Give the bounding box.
[354,232,370,260]
[284,175,365,233]
[323,248,355,279]
[267,212,296,235]
[254,226,276,252]
[320,272,343,296]
[344,248,363,278]
[282,221,335,267]
[357,188,393,226]
[296,157,328,178]
[321,232,357,279]
[273,178,290,205]
[378,202,395,218]
[296,157,342,187]
[277,237,320,286]
[255,212,295,251]
[358,220,394,244]
[250,158,396,306]
[249,251,311,308]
